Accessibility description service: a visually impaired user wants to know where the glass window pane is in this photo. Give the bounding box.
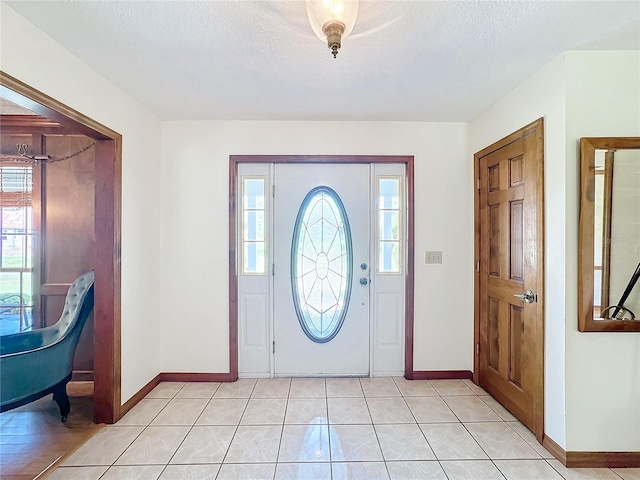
[244,242,256,273]
[243,242,265,274]
[0,271,20,296]
[21,272,33,307]
[243,211,265,241]
[26,206,33,230]
[241,176,267,275]
[2,234,24,268]
[379,211,400,241]
[379,242,400,273]
[244,178,265,209]
[0,169,35,334]
[21,307,33,332]
[377,176,402,274]
[20,272,33,331]
[0,166,32,193]
[379,178,400,209]
[256,243,265,274]
[3,207,26,229]
[26,233,33,268]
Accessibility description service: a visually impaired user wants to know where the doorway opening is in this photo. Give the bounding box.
[1,71,122,424]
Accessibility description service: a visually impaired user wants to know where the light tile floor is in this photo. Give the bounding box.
[45,378,640,480]
[0,382,95,480]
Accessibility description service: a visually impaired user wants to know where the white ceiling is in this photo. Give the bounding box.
[5,1,640,122]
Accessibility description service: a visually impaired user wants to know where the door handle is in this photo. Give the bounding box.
[360,278,369,286]
[514,289,536,304]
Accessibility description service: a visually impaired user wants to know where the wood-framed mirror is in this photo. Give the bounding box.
[579,137,640,332]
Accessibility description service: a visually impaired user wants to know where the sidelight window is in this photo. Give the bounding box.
[241,177,266,275]
[377,176,402,274]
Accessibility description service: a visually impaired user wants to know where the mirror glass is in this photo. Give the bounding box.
[579,137,640,332]
[593,148,640,320]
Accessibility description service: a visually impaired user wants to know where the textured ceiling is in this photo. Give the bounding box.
[5,1,640,122]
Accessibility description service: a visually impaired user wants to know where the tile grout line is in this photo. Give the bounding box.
[544,457,623,480]
[324,379,336,480]
[370,378,440,479]
[441,381,543,471]
[427,380,514,479]
[392,376,443,475]
[160,382,223,477]
[45,379,634,479]
[271,378,293,479]
[95,384,186,479]
[455,400,534,480]
[314,379,335,480]
[609,467,627,480]
[364,395,392,480]
[216,378,258,475]
[545,457,571,480]
[461,381,563,478]
[429,380,469,480]
[333,378,377,478]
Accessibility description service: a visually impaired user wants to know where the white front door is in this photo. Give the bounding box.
[273,164,370,376]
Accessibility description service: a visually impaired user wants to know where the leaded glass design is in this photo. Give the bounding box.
[291,186,352,343]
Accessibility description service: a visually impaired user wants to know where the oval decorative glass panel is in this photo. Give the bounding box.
[291,186,353,343]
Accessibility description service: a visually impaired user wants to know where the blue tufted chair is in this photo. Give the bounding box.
[1,271,95,421]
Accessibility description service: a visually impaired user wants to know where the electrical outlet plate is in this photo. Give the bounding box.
[425,251,443,264]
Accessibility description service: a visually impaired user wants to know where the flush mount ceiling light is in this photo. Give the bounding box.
[306,0,359,58]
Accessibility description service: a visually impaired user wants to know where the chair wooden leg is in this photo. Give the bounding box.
[53,382,71,422]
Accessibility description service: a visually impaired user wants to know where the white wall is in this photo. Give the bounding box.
[470,50,640,452]
[159,121,473,374]
[469,54,568,447]
[1,4,164,403]
[564,51,640,452]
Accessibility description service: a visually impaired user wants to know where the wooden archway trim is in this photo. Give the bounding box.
[229,155,415,379]
[1,71,122,424]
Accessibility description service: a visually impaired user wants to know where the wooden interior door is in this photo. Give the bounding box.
[475,119,544,441]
